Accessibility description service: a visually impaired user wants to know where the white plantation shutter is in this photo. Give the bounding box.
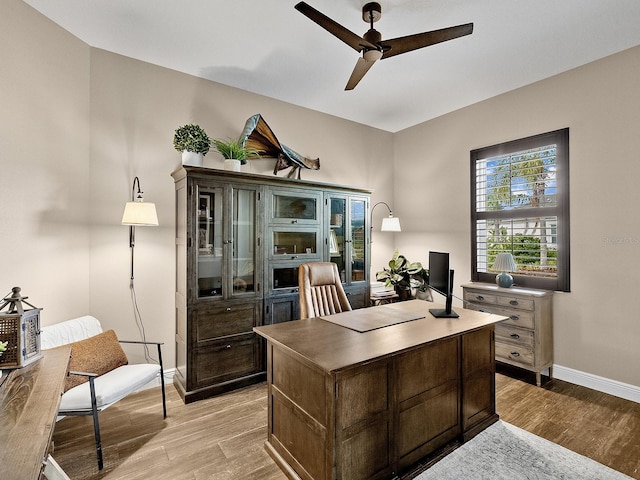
[471,129,570,291]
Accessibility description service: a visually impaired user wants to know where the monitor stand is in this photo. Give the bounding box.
[429,307,459,318]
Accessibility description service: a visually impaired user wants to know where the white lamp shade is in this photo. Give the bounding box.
[121,201,159,226]
[492,252,517,272]
[381,216,401,232]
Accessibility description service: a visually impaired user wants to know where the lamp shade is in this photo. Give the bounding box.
[121,201,159,226]
[381,216,401,232]
[492,253,517,272]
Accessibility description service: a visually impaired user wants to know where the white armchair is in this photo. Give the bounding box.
[41,315,166,470]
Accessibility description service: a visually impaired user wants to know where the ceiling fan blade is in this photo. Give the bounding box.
[295,2,376,52]
[345,52,380,90]
[380,23,473,59]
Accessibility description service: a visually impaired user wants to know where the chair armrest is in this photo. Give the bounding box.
[118,340,164,346]
[68,370,98,378]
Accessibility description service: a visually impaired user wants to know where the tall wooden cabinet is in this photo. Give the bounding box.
[172,166,371,403]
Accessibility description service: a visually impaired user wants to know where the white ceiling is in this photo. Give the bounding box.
[23,0,640,132]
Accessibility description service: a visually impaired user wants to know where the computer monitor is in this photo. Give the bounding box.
[428,251,459,318]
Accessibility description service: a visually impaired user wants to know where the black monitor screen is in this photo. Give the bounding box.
[428,251,450,296]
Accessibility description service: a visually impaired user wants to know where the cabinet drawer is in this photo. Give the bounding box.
[496,296,534,311]
[194,335,263,387]
[495,324,534,348]
[495,342,534,367]
[195,302,261,342]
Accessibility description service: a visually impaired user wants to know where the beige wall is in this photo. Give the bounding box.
[394,45,640,387]
[86,48,394,364]
[0,0,91,321]
[2,0,639,391]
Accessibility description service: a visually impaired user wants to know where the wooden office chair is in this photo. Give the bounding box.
[298,262,352,319]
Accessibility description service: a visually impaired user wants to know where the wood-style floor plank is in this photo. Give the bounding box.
[48,369,640,480]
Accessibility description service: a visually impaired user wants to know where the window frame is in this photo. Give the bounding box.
[470,128,570,292]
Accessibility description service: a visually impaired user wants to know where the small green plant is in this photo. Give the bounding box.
[173,124,211,155]
[213,137,260,165]
[0,340,7,357]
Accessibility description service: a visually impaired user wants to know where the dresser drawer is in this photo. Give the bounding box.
[495,342,534,367]
[495,324,534,348]
[194,334,263,387]
[496,296,534,311]
[493,307,535,330]
[464,290,499,306]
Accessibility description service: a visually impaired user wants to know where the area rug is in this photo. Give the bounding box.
[416,421,633,480]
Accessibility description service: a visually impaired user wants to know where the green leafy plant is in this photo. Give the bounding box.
[0,340,7,358]
[173,124,211,155]
[376,248,426,292]
[213,137,260,165]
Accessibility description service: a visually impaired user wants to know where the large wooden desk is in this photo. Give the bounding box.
[254,300,507,480]
[0,347,71,480]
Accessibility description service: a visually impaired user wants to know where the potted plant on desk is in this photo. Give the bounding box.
[376,249,425,301]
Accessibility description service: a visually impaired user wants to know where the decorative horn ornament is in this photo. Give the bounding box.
[240,114,320,179]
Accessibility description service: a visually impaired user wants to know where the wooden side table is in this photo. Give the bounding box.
[0,346,71,479]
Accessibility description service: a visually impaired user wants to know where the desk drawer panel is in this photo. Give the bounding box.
[495,324,534,348]
[195,302,261,342]
[496,296,534,311]
[496,342,534,367]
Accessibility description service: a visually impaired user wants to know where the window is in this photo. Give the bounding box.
[471,128,570,291]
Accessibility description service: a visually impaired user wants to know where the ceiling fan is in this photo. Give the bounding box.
[294,2,473,90]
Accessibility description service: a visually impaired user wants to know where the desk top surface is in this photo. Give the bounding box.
[254,300,507,373]
[0,346,71,480]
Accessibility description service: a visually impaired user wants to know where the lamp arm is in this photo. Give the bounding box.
[131,176,142,202]
[370,201,393,241]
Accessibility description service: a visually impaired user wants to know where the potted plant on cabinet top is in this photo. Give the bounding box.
[174,124,211,166]
[213,136,260,172]
[375,249,426,301]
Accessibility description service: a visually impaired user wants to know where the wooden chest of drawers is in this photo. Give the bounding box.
[462,283,553,386]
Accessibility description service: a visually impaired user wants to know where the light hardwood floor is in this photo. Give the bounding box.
[49,368,640,479]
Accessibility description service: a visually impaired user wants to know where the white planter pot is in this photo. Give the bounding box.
[224,159,241,172]
[182,151,203,166]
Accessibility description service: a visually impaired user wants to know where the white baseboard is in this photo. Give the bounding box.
[140,367,175,391]
[553,364,640,404]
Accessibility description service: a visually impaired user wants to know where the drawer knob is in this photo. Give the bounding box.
[510,315,519,321]
[291,220,298,224]
[511,351,520,357]
[226,344,232,349]
[510,333,520,339]
[226,307,232,312]
[509,300,519,306]
[476,295,485,301]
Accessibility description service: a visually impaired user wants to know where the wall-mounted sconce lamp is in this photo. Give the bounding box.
[370,201,401,241]
[121,177,158,285]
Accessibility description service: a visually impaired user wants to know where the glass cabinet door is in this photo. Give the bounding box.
[329,198,347,282]
[350,198,367,283]
[232,188,257,295]
[270,190,321,224]
[197,188,224,298]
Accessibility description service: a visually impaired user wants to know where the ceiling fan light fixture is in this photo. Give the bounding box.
[364,49,383,62]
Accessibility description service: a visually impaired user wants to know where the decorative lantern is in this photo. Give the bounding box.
[0,287,42,369]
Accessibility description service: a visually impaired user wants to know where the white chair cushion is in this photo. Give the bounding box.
[59,363,160,412]
[41,315,103,349]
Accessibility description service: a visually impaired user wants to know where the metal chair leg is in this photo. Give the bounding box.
[88,376,103,470]
[156,343,167,418]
